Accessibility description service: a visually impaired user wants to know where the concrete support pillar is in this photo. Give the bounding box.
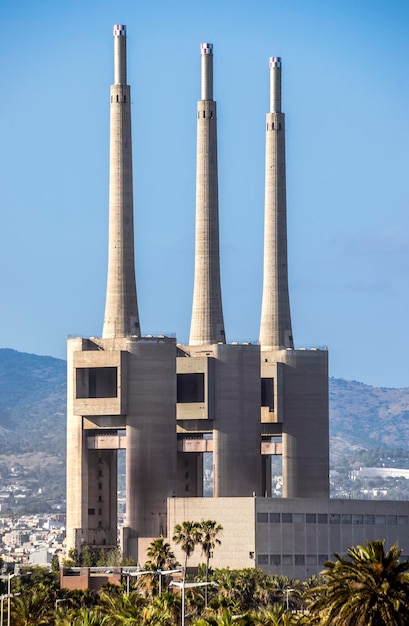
[177,452,203,497]
[213,345,262,497]
[262,455,272,497]
[125,339,177,553]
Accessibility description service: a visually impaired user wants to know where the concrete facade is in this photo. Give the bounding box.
[261,348,329,499]
[258,58,329,500]
[176,343,263,498]
[168,497,409,580]
[66,335,177,557]
[65,30,352,578]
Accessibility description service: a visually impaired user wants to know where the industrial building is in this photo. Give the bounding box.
[66,25,409,578]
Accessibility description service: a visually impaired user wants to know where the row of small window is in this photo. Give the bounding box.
[258,553,409,567]
[257,513,409,525]
[257,554,328,566]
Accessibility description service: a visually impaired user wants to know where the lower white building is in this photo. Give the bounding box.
[166,497,409,580]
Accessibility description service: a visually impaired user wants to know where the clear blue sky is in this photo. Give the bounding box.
[0,0,408,387]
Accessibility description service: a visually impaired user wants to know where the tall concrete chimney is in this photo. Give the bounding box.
[189,43,226,346]
[103,24,140,338]
[259,57,293,349]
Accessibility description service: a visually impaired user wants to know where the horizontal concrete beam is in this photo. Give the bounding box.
[87,434,127,450]
[177,438,282,455]
[262,440,282,455]
[177,438,213,452]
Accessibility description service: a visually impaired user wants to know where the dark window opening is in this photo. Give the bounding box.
[124,95,126,102]
[116,95,119,102]
[282,513,293,523]
[88,508,95,515]
[76,367,118,399]
[261,378,274,411]
[177,373,205,403]
[203,111,206,118]
[272,122,275,129]
[278,122,282,130]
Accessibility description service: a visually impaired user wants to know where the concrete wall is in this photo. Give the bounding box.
[255,497,409,579]
[177,344,262,497]
[66,335,177,559]
[261,348,329,499]
[166,496,409,581]
[167,497,256,570]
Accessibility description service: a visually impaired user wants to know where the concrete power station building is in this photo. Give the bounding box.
[66,26,409,579]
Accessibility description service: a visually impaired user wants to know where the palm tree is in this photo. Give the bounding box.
[172,521,202,575]
[97,590,147,624]
[252,604,305,625]
[146,536,179,571]
[191,609,254,625]
[199,520,223,605]
[11,586,54,626]
[307,539,409,625]
[141,537,179,597]
[64,607,109,626]
[140,592,181,625]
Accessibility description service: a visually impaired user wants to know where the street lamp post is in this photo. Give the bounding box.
[170,581,218,626]
[122,568,182,597]
[0,574,15,626]
[285,588,295,612]
[0,570,31,626]
[1,594,10,626]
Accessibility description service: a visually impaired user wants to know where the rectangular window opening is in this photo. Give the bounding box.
[177,373,205,403]
[76,367,118,399]
[261,378,274,411]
